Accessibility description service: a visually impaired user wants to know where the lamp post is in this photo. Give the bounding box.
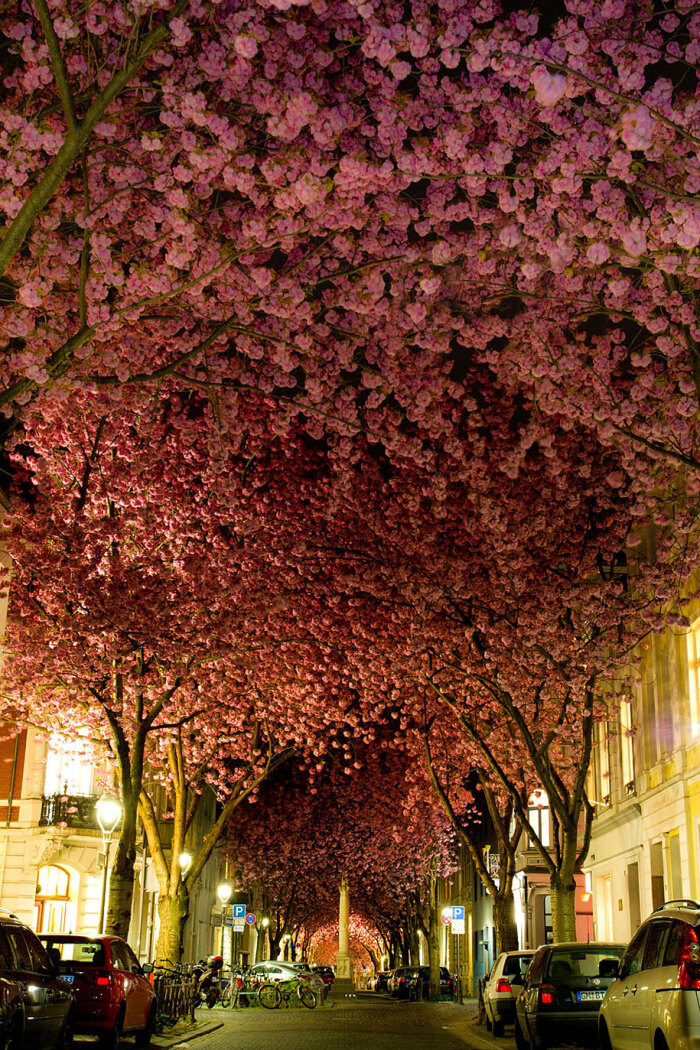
[179,852,193,878]
[96,794,122,934]
[261,917,270,962]
[217,883,232,1007]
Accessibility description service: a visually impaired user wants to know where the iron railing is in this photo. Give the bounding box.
[152,965,198,1029]
[38,793,101,830]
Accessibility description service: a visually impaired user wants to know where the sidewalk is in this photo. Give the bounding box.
[442,1000,517,1050]
[151,1017,224,1048]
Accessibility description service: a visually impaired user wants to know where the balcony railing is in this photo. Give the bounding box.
[39,794,101,831]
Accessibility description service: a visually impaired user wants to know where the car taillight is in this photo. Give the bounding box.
[496,978,511,993]
[539,984,557,1005]
[93,971,113,987]
[679,927,700,990]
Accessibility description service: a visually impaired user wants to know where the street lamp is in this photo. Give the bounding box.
[179,851,192,877]
[217,882,232,907]
[96,794,122,934]
[217,884,233,1003]
[262,916,269,955]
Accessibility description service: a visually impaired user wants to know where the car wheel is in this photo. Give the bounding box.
[134,1004,157,1049]
[100,1007,124,1050]
[515,1018,531,1050]
[599,1019,613,1050]
[493,1019,505,1038]
[485,1011,493,1032]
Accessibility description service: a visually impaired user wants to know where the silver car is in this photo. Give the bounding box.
[249,960,326,996]
[484,950,536,1035]
[599,899,700,1050]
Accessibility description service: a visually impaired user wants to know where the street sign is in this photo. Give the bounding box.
[232,924,245,933]
[232,904,247,919]
[441,913,452,926]
[223,914,233,927]
[245,913,256,925]
[451,905,465,934]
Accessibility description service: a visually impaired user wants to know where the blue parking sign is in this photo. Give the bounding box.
[451,906,465,921]
[232,904,247,919]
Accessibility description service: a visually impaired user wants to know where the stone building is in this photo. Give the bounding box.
[585,621,700,942]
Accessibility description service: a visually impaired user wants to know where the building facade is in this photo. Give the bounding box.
[585,622,700,943]
[0,724,224,963]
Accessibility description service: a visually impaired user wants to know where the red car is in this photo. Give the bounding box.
[39,934,156,1049]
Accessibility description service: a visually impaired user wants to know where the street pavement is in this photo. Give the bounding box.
[146,990,517,1050]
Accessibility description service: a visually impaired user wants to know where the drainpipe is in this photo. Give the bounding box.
[136,831,148,959]
[6,734,19,827]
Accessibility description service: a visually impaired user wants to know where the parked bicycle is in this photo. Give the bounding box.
[270,977,317,1010]
[226,966,278,1010]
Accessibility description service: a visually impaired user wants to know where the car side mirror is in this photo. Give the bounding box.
[598,959,620,978]
[142,963,154,975]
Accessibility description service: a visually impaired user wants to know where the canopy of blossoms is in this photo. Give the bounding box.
[0,0,698,941]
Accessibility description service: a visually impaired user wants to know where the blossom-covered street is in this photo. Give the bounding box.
[151,995,501,1050]
[0,3,699,1049]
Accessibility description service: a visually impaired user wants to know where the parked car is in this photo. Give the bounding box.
[372,970,392,993]
[484,950,536,1035]
[249,960,326,995]
[388,965,416,999]
[0,913,73,1050]
[408,965,454,1000]
[514,941,626,1050]
[39,933,155,1049]
[312,965,335,985]
[599,899,700,1050]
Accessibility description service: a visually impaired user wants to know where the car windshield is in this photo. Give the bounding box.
[41,938,104,964]
[545,948,624,979]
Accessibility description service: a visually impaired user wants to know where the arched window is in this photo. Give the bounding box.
[35,865,71,933]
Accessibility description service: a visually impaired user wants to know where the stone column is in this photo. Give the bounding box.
[336,876,352,979]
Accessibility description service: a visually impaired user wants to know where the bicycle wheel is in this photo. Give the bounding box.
[297,984,317,1009]
[258,982,281,1010]
[220,982,231,1008]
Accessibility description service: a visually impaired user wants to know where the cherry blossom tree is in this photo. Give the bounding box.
[0,0,698,967]
[0,395,309,953]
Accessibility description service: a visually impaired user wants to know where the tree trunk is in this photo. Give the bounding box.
[105,836,136,939]
[427,872,441,1000]
[154,886,190,967]
[550,870,577,942]
[408,928,421,966]
[493,891,519,954]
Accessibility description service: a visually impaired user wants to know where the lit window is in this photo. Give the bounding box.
[44,734,95,796]
[34,865,73,933]
[686,625,700,738]
[620,700,635,793]
[528,790,550,847]
[596,722,611,806]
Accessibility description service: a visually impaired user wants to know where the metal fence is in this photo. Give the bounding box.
[152,966,198,1030]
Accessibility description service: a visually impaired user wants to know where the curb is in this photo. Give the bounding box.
[151,1022,224,1048]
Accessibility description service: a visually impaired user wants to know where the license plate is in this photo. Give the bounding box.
[577,990,605,1001]
[61,974,75,984]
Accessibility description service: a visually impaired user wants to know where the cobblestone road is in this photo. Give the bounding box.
[150,993,512,1050]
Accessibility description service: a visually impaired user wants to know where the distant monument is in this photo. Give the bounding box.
[335,876,353,990]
